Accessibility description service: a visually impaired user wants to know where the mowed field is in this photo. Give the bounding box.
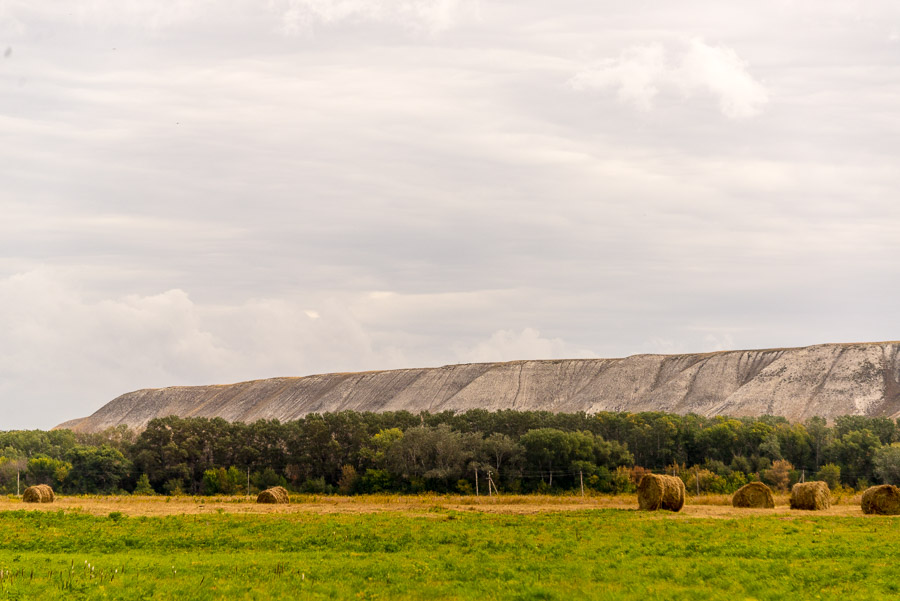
[1,493,898,600]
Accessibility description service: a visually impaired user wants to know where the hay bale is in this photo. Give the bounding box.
[732,482,775,509]
[637,474,685,512]
[256,489,279,503]
[22,486,42,503]
[789,481,831,510]
[22,484,55,503]
[37,484,55,502]
[256,486,290,504]
[861,484,900,515]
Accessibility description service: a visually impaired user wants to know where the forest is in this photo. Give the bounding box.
[2,410,900,496]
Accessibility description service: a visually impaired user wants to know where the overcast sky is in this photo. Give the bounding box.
[1,1,899,429]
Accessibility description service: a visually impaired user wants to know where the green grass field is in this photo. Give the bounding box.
[1,504,898,600]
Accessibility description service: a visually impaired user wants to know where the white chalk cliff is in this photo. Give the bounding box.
[59,342,900,432]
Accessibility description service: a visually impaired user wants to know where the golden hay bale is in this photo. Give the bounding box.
[269,486,289,503]
[256,486,290,504]
[789,481,831,510]
[22,484,55,503]
[732,481,775,509]
[637,474,685,512]
[256,490,279,503]
[22,486,42,503]
[37,484,55,502]
[861,484,900,515]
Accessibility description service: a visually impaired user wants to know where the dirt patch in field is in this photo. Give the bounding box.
[0,493,873,518]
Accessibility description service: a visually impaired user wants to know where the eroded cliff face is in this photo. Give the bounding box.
[60,342,900,432]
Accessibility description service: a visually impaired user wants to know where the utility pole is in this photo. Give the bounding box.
[17,470,20,497]
[580,470,584,498]
[475,469,479,496]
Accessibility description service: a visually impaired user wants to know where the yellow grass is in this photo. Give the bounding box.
[0,492,875,518]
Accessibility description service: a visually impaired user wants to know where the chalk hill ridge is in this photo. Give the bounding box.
[61,342,900,432]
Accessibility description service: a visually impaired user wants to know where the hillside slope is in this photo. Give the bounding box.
[61,342,900,432]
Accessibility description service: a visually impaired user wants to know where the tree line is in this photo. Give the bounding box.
[3,410,900,496]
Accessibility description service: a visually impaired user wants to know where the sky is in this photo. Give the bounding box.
[1,1,899,429]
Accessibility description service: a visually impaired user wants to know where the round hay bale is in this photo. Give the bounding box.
[22,486,42,503]
[732,482,775,508]
[789,481,831,510]
[22,484,55,503]
[637,474,685,512]
[37,484,55,502]
[256,486,290,504]
[861,484,900,515]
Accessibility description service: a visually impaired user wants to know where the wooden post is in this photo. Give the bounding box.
[580,470,584,497]
[475,469,479,496]
[17,470,20,497]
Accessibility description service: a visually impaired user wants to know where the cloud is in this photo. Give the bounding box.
[458,328,597,364]
[679,38,770,118]
[701,333,737,353]
[0,0,477,38]
[0,270,383,428]
[0,0,219,33]
[0,271,598,428]
[569,44,667,111]
[277,0,480,35]
[570,38,768,118]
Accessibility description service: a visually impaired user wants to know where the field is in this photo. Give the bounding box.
[1,493,897,600]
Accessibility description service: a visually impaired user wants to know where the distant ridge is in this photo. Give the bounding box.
[59,341,900,432]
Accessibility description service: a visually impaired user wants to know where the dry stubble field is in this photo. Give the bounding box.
[0,491,868,517]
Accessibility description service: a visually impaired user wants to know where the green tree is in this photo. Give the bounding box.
[64,445,131,494]
[27,455,71,488]
[387,425,477,489]
[202,467,240,495]
[830,429,881,485]
[816,463,841,490]
[520,428,573,487]
[759,432,782,461]
[805,417,830,469]
[134,473,155,495]
[873,445,900,485]
[479,432,523,482]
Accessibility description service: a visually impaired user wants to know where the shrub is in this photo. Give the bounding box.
[133,473,155,495]
[763,459,793,491]
[253,468,287,491]
[816,463,841,490]
[612,466,634,494]
[163,478,184,496]
[338,465,359,495]
[360,469,392,493]
[300,477,327,494]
